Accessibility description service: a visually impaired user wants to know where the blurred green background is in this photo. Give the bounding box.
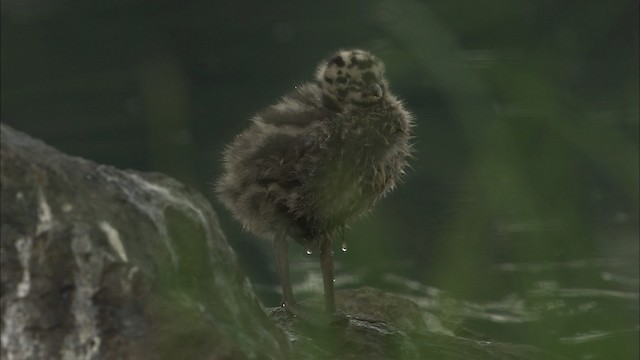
[2,0,638,358]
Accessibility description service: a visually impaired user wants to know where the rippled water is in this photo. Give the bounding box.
[254,239,639,360]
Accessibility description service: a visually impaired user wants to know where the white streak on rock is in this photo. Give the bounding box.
[99,170,179,265]
[129,173,220,263]
[15,237,33,298]
[36,188,53,235]
[136,174,216,241]
[99,221,128,262]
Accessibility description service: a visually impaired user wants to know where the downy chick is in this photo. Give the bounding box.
[216,49,414,313]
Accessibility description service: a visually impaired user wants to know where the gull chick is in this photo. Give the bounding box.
[216,49,414,313]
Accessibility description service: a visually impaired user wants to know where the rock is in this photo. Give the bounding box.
[0,124,290,360]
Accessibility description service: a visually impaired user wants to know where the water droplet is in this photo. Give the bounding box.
[305,248,312,255]
[332,278,336,282]
[341,242,347,252]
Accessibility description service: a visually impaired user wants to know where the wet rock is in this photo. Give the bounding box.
[0,124,290,360]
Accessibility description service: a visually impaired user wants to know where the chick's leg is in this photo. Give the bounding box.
[319,234,336,313]
[272,230,296,307]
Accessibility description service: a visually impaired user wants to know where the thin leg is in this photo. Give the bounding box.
[272,230,296,307]
[319,234,336,313]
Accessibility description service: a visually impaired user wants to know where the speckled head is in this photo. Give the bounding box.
[316,49,387,107]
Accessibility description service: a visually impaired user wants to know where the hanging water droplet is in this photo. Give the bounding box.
[341,242,347,252]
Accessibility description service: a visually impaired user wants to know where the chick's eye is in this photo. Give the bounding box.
[336,76,348,84]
